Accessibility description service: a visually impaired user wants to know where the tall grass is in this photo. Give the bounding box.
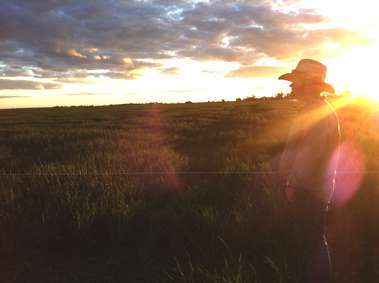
[0,100,378,282]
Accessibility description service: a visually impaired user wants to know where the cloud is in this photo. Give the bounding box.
[165,88,207,94]
[0,95,30,99]
[160,67,181,75]
[226,66,287,78]
[0,0,370,83]
[66,49,87,59]
[64,93,97,96]
[0,79,61,90]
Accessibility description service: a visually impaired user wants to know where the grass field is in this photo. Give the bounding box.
[1,99,379,282]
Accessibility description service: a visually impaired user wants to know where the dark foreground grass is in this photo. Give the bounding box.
[1,99,379,282]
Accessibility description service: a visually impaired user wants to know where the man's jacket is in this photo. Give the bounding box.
[279,99,340,201]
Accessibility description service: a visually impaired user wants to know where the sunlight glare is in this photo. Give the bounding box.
[327,44,378,99]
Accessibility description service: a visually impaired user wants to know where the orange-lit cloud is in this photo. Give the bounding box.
[66,49,87,59]
[226,66,287,78]
[82,47,98,53]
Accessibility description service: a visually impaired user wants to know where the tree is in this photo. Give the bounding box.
[243,95,257,102]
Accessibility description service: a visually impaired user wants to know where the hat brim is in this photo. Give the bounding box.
[312,82,335,94]
[278,72,298,82]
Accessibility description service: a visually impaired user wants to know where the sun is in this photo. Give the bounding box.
[326,15,379,100]
[326,42,378,100]
[300,0,379,100]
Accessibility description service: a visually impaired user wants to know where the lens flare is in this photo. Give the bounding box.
[327,141,365,207]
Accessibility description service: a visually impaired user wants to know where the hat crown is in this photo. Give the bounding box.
[294,59,327,81]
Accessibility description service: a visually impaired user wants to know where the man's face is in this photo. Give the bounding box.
[290,80,304,97]
[290,80,324,101]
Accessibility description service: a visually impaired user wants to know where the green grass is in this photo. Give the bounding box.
[0,99,378,282]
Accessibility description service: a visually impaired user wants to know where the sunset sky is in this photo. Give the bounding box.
[0,0,378,108]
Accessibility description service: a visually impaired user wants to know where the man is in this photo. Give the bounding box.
[279,59,339,201]
[278,59,341,282]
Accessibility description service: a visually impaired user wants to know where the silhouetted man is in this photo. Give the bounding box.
[278,59,340,282]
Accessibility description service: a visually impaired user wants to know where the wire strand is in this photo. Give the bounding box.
[323,98,342,280]
[0,170,376,176]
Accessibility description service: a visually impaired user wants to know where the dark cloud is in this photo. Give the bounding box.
[0,65,34,77]
[0,0,369,82]
[0,79,61,90]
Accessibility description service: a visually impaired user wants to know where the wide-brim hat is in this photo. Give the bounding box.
[279,59,335,93]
